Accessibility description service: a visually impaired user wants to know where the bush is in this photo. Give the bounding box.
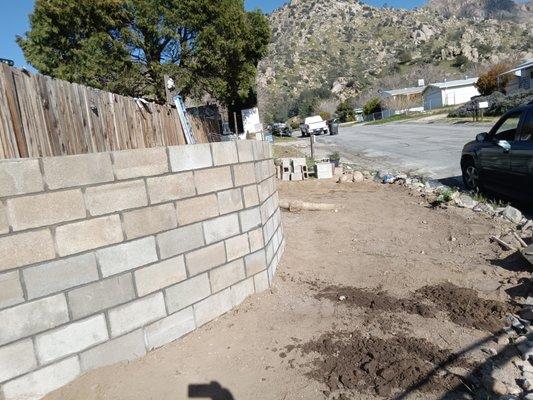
[476,63,511,96]
[363,97,382,115]
[336,100,355,122]
[448,89,533,118]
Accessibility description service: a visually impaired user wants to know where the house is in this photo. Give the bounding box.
[380,85,425,112]
[423,77,480,110]
[499,59,533,94]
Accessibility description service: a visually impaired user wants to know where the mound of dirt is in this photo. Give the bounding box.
[416,282,517,333]
[301,331,465,397]
[315,285,436,318]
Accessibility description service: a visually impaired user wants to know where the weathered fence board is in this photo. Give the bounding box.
[0,64,217,159]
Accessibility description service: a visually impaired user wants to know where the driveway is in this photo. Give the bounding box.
[315,123,485,180]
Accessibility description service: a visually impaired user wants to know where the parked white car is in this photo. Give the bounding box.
[300,115,329,137]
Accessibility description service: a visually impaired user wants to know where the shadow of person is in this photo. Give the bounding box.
[188,381,235,400]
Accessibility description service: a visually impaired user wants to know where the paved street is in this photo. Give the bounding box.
[315,122,487,180]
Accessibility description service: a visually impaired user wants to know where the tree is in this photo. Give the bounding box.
[475,63,511,96]
[336,99,355,122]
[363,97,382,115]
[18,0,270,105]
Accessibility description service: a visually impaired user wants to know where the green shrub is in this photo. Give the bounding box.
[336,100,355,122]
[363,97,382,115]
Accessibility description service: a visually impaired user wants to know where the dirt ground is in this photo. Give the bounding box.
[45,179,531,400]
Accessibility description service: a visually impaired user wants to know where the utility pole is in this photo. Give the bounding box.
[163,74,173,105]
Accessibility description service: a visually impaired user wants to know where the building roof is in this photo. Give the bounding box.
[381,86,425,97]
[425,77,479,91]
[500,59,533,76]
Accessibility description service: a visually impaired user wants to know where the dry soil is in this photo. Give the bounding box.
[44,179,531,400]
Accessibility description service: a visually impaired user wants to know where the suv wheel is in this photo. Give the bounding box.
[462,159,481,191]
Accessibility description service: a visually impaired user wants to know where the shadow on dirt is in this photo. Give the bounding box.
[188,381,234,400]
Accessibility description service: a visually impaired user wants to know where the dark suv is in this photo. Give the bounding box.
[461,103,533,202]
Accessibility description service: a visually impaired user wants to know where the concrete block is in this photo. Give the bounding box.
[260,196,276,224]
[217,188,243,215]
[68,274,135,319]
[239,207,261,233]
[203,213,240,244]
[35,314,108,364]
[55,215,123,257]
[122,203,177,240]
[209,259,246,293]
[185,242,226,276]
[290,173,303,181]
[248,228,264,252]
[252,141,266,161]
[109,292,166,337]
[0,158,44,197]
[112,147,168,180]
[168,144,212,172]
[80,329,146,372]
[230,277,254,307]
[144,307,196,350]
[253,270,270,293]
[147,172,195,204]
[23,253,99,300]
[258,177,276,202]
[0,272,24,312]
[255,160,272,182]
[242,185,259,208]
[193,288,233,327]
[0,229,55,272]
[211,141,238,166]
[0,271,24,310]
[134,256,187,296]
[233,163,256,186]
[236,140,254,162]
[156,223,205,259]
[244,249,267,276]
[96,237,158,277]
[194,166,233,195]
[7,189,85,231]
[315,162,333,179]
[281,172,291,181]
[165,273,211,313]
[43,153,113,190]
[0,294,69,346]
[0,202,8,234]
[0,339,37,383]
[225,233,250,261]
[0,356,80,400]
[176,194,219,225]
[85,180,147,216]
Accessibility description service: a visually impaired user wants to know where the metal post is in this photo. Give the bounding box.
[310,133,315,160]
[233,112,238,135]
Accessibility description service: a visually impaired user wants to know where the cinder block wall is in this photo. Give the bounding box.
[0,141,284,400]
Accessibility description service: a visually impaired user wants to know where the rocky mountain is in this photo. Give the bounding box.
[427,0,533,22]
[257,0,533,122]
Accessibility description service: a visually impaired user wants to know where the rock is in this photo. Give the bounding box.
[425,179,444,191]
[338,295,347,301]
[491,379,508,395]
[337,174,353,183]
[524,393,533,400]
[473,202,496,215]
[521,307,533,321]
[362,171,372,178]
[382,174,396,184]
[455,194,478,209]
[517,342,533,360]
[503,206,523,224]
[496,335,509,346]
[352,171,364,183]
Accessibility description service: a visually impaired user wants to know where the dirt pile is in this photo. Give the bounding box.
[315,285,436,318]
[300,331,465,397]
[416,283,517,332]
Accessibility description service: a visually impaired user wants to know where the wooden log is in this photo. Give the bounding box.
[279,199,337,212]
[489,235,516,252]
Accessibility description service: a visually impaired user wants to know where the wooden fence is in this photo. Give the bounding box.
[0,64,220,159]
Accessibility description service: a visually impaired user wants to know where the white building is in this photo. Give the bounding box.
[499,59,533,94]
[423,78,480,110]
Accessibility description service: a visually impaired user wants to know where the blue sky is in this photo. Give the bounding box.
[1,0,431,68]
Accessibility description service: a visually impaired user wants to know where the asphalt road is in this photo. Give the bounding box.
[316,122,487,180]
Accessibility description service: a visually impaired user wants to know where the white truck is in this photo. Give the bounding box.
[300,115,329,137]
